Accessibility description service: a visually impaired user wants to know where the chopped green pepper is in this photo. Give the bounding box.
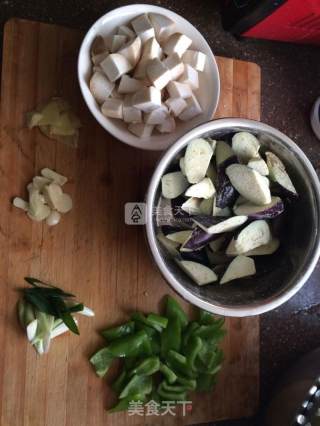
[199,310,224,326]
[160,362,177,384]
[129,356,160,377]
[112,369,128,394]
[108,393,145,413]
[90,347,114,377]
[196,374,217,392]
[119,374,152,399]
[186,335,203,371]
[182,321,200,347]
[157,382,186,402]
[176,376,196,390]
[161,381,188,393]
[161,316,181,357]
[166,295,188,328]
[101,321,135,341]
[108,330,148,358]
[147,313,168,329]
[193,324,226,342]
[132,312,163,333]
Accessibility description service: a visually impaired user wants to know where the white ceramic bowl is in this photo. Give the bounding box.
[78,4,220,151]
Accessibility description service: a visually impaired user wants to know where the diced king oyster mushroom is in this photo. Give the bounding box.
[118,75,145,94]
[118,36,142,67]
[165,97,187,117]
[131,14,155,43]
[184,138,213,184]
[146,58,171,90]
[163,33,192,57]
[91,35,108,56]
[89,72,115,104]
[141,37,162,61]
[91,51,109,65]
[100,53,133,82]
[232,132,260,162]
[43,183,73,213]
[123,95,142,124]
[163,53,184,80]
[144,105,168,125]
[128,122,154,138]
[118,25,135,39]
[178,64,199,90]
[109,35,127,53]
[176,259,218,285]
[161,171,188,199]
[101,98,123,119]
[178,94,202,121]
[167,81,193,99]
[220,255,256,284]
[156,116,176,133]
[149,13,175,42]
[41,168,67,185]
[185,177,216,199]
[132,86,162,112]
[182,50,206,72]
[226,164,271,205]
[265,151,297,195]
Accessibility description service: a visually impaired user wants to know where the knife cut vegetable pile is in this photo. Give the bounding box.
[157,132,298,285]
[90,295,225,412]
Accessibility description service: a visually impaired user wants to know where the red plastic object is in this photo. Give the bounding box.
[243,0,320,45]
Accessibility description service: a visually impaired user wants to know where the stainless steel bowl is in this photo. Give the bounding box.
[145,118,320,317]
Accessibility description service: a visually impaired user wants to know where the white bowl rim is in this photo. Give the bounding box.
[78,4,220,151]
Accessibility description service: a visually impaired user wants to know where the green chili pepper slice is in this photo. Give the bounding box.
[161,316,181,357]
[157,382,187,402]
[119,374,153,399]
[129,356,160,377]
[101,321,135,341]
[160,362,177,384]
[90,347,114,377]
[112,369,128,394]
[182,321,200,348]
[186,335,203,371]
[166,295,188,328]
[147,313,168,329]
[108,330,148,358]
[176,376,197,390]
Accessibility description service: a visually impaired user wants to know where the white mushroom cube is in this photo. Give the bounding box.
[100,53,133,82]
[178,64,199,90]
[118,75,145,94]
[110,35,127,53]
[101,98,123,119]
[131,14,155,43]
[165,97,187,117]
[118,36,142,67]
[123,95,142,123]
[91,51,109,65]
[167,81,193,99]
[144,105,168,125]
[182,50,206,72]
[118,25,135,39]
[163,33,192,57]
[91,35,108,56]
[141,37,162,60]
[146,58,171,90]
[89,72,115,104]
[149,13,175,42]
[163,53,184,80]
[156,116,176,133]
[128,123,154,138]
[179,94,202,121]
[132,87,162,112]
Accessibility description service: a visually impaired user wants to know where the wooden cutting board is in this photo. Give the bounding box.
[0,18,260,426]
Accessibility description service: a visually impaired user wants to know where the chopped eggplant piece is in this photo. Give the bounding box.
[226,237,279,256]
[226,164,271,206]
[180,248,209,265]
[161,171,188,199]
[212,196,232,217]
[220,255,256,284]
[233,196,284,219]
[232,220,271,254]
[206,248,230,266]
[232,132,260,162]
[247,156,269,176]
[184,138,213,184]
[181,197,202,215]
[179,157,186,175]
[266,151,297,195]
[199,197,214,215]
[181,226,223,251]
[206,162,218,186]
[166,230,192,244]
[176,260,218,285]
[208,235,227,252]
[185,177,215,199]
[157,233,180,257]
[215,141,234,166]
[193,215,248,235]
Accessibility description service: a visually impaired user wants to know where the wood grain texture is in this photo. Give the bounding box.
[0,19,260,426]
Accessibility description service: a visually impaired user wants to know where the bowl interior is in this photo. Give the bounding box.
[148,121,320,315]
[78,4,220,150]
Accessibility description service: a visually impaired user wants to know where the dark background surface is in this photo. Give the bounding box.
[1,1,320,425]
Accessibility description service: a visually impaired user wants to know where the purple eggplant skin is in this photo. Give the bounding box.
[180,248,210,266]
[243,199,285,220]
[270,181,298,201]
[216,156,239,209]
[192,214,223,228]
[183,226,223,251]
[170,196,194,229]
